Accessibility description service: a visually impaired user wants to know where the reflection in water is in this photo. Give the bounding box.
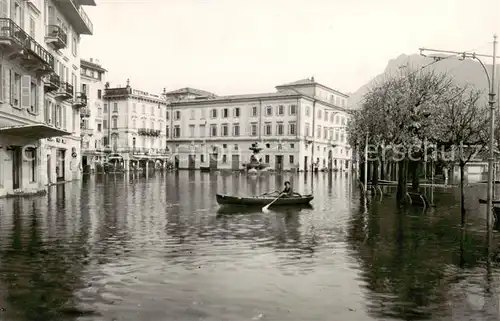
[0,171,499,320]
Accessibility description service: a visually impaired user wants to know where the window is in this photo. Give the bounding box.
[317,110,322,119]
[234,108,240,117]
[174,125,180,137]
[190,109,195,119]
[305,123,310,137]
[341,117,346,126]
[29,17,35,37]
[11,72,20,107]
[189,124,195,137]
[264,123,271,135]
[222,155,227,163]
[266,106,272,116]
[166,111,169,120]
[200,154,205,163]
[104,103,108,113]
[103,119,108,129]
[233,123,240,136]
[175,110,181,120]
[222,124,228,136]
[44,99,51,124]
[335,115,339,124]
[210,124,217,136]
[277,123,284,135]
[288,122,296,135]
[98,89,102,99]
[113,103,118,112]
[251,123,257,136]
[27,148,36,182]
[290,143,294,149]
[166,125,169,138]
[289,155,294,164]
[324,127,328,139]
[98,108,102,116]
[325,111,329,120]
[265,155,269,163]
[289,104,296,115]
[211,109,217,118]
[132,119,136,128]
[97,123,102,132]
[317,125,321,138]
[277,105,284,115]
[252,106,257,117]
[223,108,228,118]
[112,118,117,129]
[330,113,334,122]
[72,33,78,56]
[29,81,37,114]
[233,144,238,151]
[199,124,205,137]
[1,66,9,102]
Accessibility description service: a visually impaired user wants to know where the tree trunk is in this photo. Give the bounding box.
[460,162,466,228]
[411,161,420,191]
[372,158,379,186]
[397,158,408,203]
[360,161,366,185]
[380,159,386,181]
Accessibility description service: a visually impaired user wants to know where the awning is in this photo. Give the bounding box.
[0,124,71,139]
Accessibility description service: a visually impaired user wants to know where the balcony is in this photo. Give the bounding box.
[44,72,60,93]
[130,148,169,156]
[0,18,54,75]
[80,106,90,118]
[53,0,93,35]
[138,128,161,137]
[54,82,73,100]
[81,128,93,136]
[45,25,67,50]
[73,92,87,108]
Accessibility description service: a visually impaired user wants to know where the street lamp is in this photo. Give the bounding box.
[419,34,498,229]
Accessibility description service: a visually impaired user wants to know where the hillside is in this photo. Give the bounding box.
[347,53,500,109]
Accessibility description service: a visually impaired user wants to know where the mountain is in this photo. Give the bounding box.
[347,53,500,109]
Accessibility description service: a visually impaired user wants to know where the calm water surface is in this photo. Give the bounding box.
[0,171,500,321]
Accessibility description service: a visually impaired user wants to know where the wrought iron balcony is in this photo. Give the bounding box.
[54,82,73,100]
[45,25,67,50]
[138,128,161,137]
[80,106,90,118]
[0,18,54,74]
[44,72,60,93]
[73,92,87,108]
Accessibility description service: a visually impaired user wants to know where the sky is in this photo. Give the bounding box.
[80,0,500,96]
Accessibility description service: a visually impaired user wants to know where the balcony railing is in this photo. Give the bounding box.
[44,72,60,92]
[104,87,131,98]
[138,128,161,137]
[77,5,93,34]
[45,25,67,50]
[65,82,74,97]
[129,147,169,156]
[73,92,87,108]
[80,107,91,117]
[0,18,54,72]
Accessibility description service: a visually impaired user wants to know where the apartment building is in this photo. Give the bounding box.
[0,0,94,197]
[168,78,352,171]
[102,80,169,171]
[80,57,106,172]
[40,0,95,185]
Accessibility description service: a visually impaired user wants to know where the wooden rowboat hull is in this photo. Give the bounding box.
[216,194,314,206]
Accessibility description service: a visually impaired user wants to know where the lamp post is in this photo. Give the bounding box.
[419,35,498,229]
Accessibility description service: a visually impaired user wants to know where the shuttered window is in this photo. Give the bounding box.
[20,75,31,109]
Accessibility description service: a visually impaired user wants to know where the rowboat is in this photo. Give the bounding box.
[216,193,314,207]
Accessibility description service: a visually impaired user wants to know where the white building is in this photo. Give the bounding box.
[168,78,352,171]
[40,0,95,185]
[102,80,169,171]
[80,57,106,172]
[0,0,95,197]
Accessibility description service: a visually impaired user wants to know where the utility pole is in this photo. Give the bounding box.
[420,34,498,229]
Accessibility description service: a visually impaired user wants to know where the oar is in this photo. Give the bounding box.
[262,194,281,212]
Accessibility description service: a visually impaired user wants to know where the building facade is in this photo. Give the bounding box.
[168,78,352,171]
[0,0,95,197]
[80,57,106,172]
[102,80,169,171]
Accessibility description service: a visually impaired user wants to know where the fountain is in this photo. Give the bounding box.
[246,142,269,174]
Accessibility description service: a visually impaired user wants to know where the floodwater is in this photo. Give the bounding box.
[0,171,500,321]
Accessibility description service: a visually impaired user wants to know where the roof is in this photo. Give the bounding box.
[277,78,316,87]
[80,59,107,72]
[276,78,349,98]
[0,124,71,139]
[166,87,215,97]
[170,90,303,105]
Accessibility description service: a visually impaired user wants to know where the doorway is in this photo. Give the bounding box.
[209,153,218,170]
[188,154,196,170]
[231,154,240,170]
[304,156,308,172]
[46,153,52,184]
[174,155,180,169]
[328,150,333,171]
[275,155,283,171]
[56,149,65,181]
[12,147,21,190]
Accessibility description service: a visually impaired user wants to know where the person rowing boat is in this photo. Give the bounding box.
[262,181,301,198]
